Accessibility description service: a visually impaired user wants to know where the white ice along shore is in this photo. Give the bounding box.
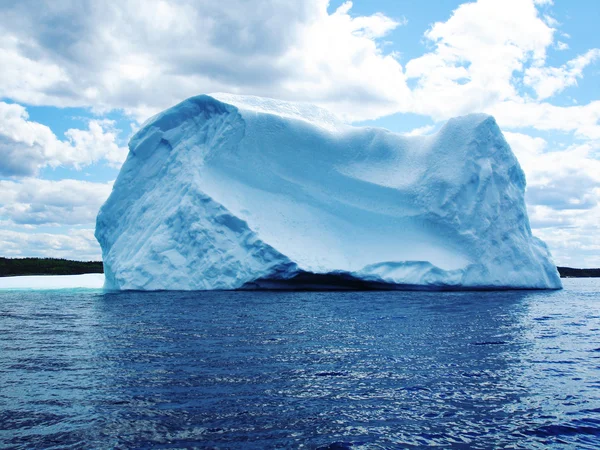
[0,274,105,290]
[95,94,562,291]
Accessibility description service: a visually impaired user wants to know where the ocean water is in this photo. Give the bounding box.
[1,279,599,449]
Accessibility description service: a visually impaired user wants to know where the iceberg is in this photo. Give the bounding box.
[95,94,562,290]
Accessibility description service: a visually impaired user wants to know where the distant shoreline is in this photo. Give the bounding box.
[0,257,598,278]
[0,257,103,277]
[557,267,600,278]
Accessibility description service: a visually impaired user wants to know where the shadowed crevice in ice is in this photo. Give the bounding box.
[241,271,399,291]
[240,268,557,292]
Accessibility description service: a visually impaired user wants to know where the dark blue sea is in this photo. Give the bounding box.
[1,279,600,449]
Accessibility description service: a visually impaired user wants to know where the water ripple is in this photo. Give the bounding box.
[1,279,599,448]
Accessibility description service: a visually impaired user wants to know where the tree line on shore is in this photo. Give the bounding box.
[0,257,103,277]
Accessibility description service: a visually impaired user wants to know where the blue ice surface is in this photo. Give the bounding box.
[1,278,599,448]
[96,94,561,291]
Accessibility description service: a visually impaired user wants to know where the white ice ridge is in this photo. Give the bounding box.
[95,94,562,290]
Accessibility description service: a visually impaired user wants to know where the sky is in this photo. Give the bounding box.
[0,0,599,267]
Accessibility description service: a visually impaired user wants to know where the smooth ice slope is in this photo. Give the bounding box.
[96,94,562,290]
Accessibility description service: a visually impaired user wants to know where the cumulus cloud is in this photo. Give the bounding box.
[533,212,600,268]
[0,102,127,176]
[403,124,436,137]
[527,176,598,211]
[504,133,600,207]
[0,228,101,260]
[0,0,410,122]
[492,100,600,140]
[0,178,111,261]
[504,132,600,266]
[524,49,600,100]
[0,0,597,132]
[406,0,554,119]
[0,178,113,226]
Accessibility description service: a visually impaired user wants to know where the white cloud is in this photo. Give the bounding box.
[542,14,559,27]
[524,49,600,100]
[336,1,403,39]
[503,131,548,175]
[0,36,70,107]
[0,228,101,261]
[65,120,128,168]
[556,41,569,51]
[403,124,435,136]
[0,178,111,261]
[0,178,113,226]
[491,100,600,140]
[405,0,554,119]
[503,132,600,266]
[282,2,411,120]
[533,214,600,268]
[0,0,597,133]
[0,0,410,122]
[0,102,127,176]
[504,133,600,207]
[397,0,600,147]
